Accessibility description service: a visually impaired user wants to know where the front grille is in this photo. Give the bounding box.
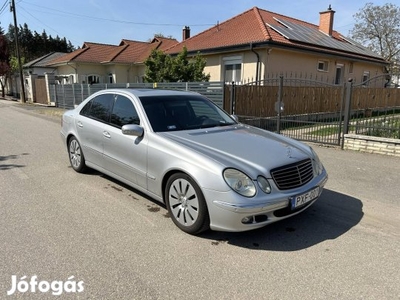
[271,159,314,190]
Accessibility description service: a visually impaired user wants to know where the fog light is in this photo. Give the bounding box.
[241,216,253,224]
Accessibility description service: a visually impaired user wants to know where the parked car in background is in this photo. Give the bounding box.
[60,89,328,234]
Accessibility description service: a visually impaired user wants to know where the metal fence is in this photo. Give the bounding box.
[51,76,399,145]
[349,79,400,139]
[225,74,400,146]
[51,82,224,109]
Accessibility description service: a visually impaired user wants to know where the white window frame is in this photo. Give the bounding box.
[317,60,329,72]
[362,71,370,86]
[87,74,100,84]
[223,56,242,84]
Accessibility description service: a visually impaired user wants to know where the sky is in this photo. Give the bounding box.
[0,0,393,48]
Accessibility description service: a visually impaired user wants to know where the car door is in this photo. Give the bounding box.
[76,93,113,169]
[103,94,148,188]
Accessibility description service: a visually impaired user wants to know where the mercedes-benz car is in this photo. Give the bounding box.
[60,89,328,234]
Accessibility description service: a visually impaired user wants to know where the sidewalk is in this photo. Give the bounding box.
[0,97,66,120]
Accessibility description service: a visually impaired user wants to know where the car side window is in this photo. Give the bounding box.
[110,95,140,128]
[80,94,113,123]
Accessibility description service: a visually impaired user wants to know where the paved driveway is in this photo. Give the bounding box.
[1,99,399,299]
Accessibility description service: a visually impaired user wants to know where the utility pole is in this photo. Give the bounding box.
[10,0,26,103]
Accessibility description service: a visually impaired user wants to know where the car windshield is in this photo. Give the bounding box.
[140,95,237,132]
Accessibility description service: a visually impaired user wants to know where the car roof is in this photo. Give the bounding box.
[102,88,200,97]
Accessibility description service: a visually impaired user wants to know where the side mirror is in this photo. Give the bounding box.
[231,115,239,122]
[121,124,144,137]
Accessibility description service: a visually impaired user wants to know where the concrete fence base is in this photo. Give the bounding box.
[344,134,400,157]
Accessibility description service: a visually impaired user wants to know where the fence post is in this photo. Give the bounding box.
[72,84,76,107]
[53,85,57,107]
[230,82,235,114]
[276,75,284,134]
[341,78,353,149]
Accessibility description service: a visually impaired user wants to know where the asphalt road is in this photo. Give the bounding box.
[1,99,399,299]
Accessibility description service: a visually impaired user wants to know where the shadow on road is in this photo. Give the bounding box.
[0,154,29,170]
[73,169,363,251]
[200,189,363,251]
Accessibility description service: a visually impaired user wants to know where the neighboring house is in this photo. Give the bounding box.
[166,6,388,86]
[21,52,67,102]
[47,37,178,84]
[23,52,67,76]
[27,5,388,93]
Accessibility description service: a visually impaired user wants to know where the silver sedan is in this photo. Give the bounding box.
[60,89,328,234]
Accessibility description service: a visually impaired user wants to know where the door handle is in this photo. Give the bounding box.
[77,121,83,128]
[103,131,111,138]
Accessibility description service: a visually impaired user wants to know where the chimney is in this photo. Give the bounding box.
[319,5,335,36]
[182,26,190,41]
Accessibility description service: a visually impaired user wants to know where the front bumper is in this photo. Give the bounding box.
[203,170,328,232]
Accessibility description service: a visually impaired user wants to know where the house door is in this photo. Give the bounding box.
[33,77,48,104]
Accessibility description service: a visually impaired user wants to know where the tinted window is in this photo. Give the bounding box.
[80,100,92,116]
[140,95,236,132]
[80,94,113,122]
[110,95,140,128]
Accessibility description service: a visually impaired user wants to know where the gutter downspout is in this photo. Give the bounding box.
[250,43,260,84]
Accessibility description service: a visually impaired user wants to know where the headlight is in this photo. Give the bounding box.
[223,169,256,197]
[310,148,324,176]
[257,176,272,194]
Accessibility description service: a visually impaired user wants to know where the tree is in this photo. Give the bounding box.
[1,22,75,96]
[351,3,400,73]
[6,23,75,62]
[144,49,174,82]
[144,46,210,82]
[0,34,10,97]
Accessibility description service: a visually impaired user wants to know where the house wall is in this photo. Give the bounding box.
[55,63,146,84]
[56,65,78,83]
[27,67,57,76]
[202,47,386,86]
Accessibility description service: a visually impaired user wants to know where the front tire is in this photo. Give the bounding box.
[165,173,210,234]
[68,137,87,173]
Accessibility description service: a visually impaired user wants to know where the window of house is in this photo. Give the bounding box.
[108,73,113,84]
[362,71,370,86]
[110,95,140,128]
[88,75,100,84]
[223,56,242,84]
[335,64,344,85]
[317,60,329,72]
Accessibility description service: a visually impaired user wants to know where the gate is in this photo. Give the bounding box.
[227,75,345,146]
[33,77,48,104]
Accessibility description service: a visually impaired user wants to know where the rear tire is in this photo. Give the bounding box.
[165,173,210,234]
[68,137,87,173]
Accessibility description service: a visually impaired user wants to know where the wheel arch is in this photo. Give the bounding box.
[161,169,207,204]
[66,133,77,147]
[162,170,188,203]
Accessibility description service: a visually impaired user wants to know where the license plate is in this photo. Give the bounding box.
[291,187,320,209]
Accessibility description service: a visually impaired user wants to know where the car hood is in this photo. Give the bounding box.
[160,124,312,178]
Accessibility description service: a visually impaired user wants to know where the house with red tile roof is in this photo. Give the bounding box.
[35,5,387,88]
[46,36,178,84]
[167,6,388,85]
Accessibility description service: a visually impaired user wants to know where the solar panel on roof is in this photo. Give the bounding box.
[267,18,382,59]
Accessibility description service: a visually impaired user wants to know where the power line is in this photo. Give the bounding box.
[0,0,9,16]
[19,1,214,27]
[18,5,63,36]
